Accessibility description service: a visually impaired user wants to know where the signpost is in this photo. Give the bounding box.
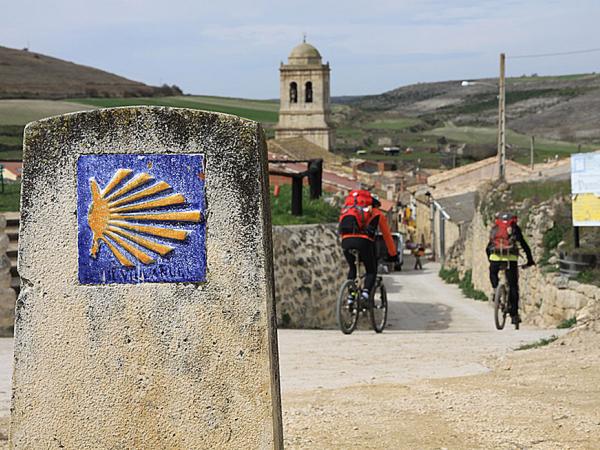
[11,107,283,449]
[571,153,600,228]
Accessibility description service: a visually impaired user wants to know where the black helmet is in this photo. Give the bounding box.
[496,212,516,222]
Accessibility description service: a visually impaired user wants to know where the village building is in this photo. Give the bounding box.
[426,156,533,198]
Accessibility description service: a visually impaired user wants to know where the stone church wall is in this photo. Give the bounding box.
[272,224,344,329]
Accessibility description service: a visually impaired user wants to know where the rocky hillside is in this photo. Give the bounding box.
[349,74,600,142]
[0,45,181,99]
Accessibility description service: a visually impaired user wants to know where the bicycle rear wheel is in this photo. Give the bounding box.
[336,279,359,334]
[369,282,388,333]
[494,284,507,330]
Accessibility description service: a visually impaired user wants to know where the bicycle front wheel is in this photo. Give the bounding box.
[494,284,507,330]
[336,279,359,334]
[370,282,388,333]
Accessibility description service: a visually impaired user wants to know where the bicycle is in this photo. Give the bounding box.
[493,260,531,330]
[336,249,388,334]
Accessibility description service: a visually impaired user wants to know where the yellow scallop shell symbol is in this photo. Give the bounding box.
[87,168,202,267]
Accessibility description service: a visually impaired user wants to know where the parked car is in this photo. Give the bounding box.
[375,232,404,272]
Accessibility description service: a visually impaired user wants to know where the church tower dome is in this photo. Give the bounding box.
[288,43,322,65]
[275,39,335,151]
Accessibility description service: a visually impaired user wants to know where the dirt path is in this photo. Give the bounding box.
[279,262,562,393]
[279,262,600,449]
[1,262,598,448]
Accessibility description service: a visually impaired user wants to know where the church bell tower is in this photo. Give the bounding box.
[275,39,335,151]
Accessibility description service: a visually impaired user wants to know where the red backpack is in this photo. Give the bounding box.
[338,190,374,235]
[490,213,518,255]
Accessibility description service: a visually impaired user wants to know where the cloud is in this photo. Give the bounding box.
[0,0,599,97]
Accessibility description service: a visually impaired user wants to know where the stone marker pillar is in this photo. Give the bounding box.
[11,107,283,449]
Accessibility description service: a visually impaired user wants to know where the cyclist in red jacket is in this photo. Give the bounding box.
[339,190,397,304]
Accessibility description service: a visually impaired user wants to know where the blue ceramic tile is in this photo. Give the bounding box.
[77,154,206,284]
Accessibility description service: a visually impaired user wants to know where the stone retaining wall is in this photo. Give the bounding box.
[0,221,345,333]
[446,197,600,327]
[0,214,15,336]
[273,224,344,329]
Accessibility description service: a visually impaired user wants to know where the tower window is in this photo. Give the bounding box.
[305,81,313,103]
[290,82,298,103]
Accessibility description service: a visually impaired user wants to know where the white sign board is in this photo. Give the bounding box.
[571,153,600,226]
[571,153,600,195]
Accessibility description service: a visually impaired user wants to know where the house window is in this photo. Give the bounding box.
[289,82,298,103]
[305,81,313,103]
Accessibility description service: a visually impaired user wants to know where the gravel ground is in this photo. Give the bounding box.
[1,262,598,448]
[278,263,599,449]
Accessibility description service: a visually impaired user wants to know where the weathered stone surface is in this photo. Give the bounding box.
[11,107,282,449]
[272,224,345,329]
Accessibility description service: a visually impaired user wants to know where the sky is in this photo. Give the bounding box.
[1,0,599,98]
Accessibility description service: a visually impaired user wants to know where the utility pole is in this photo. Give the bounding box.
[530,136,535,169]
[497,53,506,181]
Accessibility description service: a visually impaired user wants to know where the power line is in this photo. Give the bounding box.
[509,47,600,59]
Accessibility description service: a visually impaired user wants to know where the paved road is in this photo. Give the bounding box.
[278,261,564,393]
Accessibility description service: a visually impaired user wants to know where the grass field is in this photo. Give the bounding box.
[177,95,278,112]
[427,125,597,163]
[363,118,423,130]
[270,184,338,225]
[69,96,279,124]
[0,125,25,160]
[0,96,280,161]
[0,182,20,211]
[506,73,595,84]
[0,96,279,126]
[0,99,96,125]
[510,179,571,203]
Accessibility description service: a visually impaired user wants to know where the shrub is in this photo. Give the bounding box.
[557,317,577,329]
[439,267,488,301]
[458,270,489,301]
[540,223,570,265]
[576,268,600,287]
[516,335,558,351]
[439,267,460,284]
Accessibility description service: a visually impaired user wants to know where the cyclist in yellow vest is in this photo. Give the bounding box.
[486,212,535,325]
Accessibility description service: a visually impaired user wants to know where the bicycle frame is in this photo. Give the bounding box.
[494,258,529,330]
[337,248,388,334]
[349,249,382,298]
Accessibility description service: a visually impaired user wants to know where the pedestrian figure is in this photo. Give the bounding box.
[413,245,425,270]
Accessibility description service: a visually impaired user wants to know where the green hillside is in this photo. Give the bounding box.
[332,73,600,168]
[0,96,279,161]
[427,126,596,164]
[69,96,279,124]
[2,69,600,170]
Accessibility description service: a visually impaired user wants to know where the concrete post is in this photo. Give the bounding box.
[291,175,303,216]
[11,107,283,449]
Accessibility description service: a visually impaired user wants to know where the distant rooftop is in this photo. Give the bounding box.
[436,191,477,224]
